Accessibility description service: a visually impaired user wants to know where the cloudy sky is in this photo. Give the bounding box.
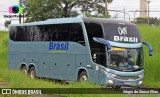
[0,0,160,30]
[108,0,160,20]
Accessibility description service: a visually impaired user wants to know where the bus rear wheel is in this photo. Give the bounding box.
[78,71,88,81]
[21,65,28,75]
[29,67,36,79]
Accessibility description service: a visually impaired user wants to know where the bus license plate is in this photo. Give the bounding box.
[124,82,131,85]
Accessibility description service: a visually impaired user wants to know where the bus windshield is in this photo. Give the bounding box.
[108,47,143,71]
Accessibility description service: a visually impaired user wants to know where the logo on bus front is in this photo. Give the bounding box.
[118,27,127,35]
[114,27,138,43]
[49,42,69,52]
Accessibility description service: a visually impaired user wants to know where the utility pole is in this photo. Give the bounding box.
[23,11,25,23]
[147,0,151,25]
[124,6,126,21]
[134,10,138,22]
[105,0,108,16]
[19,0,21,24]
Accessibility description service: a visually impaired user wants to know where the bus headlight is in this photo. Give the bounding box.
[108,80,113,84]
[139,81,143,85]
[109,73,117,77]
[138,73,144,78]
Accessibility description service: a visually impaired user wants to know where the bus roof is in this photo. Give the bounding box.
[10,17,84,26]
[83,18,135,26]
[10,17,135,26]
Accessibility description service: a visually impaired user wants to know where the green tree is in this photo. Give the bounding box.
[22,0,113,22]
[4,20,11,29]
[81,0,113,18]
[104,0,113,16]
[23,0,60,22]
[136,17,160,25]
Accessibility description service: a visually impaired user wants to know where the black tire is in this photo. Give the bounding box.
[78,71,88,81]
[114,86,121,90]
[21,65,28,75]
[29,67,36,79]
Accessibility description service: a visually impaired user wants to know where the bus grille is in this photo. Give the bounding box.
[115,75,140,80]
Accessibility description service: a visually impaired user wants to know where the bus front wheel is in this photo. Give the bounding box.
[78,71,88,81]
[29,67,36,79]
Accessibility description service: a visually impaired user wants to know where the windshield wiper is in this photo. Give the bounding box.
[107,65,143,72]
[128,49,134,56]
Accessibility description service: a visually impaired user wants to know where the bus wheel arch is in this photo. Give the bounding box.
[77,69,88,81]
[20,64,28,74]
[29,64,36,79]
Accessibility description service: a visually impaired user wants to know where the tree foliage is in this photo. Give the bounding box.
[22,0,113,22]
[4,20,11,28]
[22,0,60,22]
[136,17,160,25]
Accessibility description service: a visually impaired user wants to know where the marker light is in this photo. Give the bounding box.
[102,70,117,77]
[138,73,144,78]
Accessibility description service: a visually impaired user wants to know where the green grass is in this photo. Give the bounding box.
[138,25,160,88]
[0,31,8,70]
[0,25,160,97]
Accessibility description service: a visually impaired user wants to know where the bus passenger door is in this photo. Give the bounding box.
[84,22,106,84]
[86,58,99,83]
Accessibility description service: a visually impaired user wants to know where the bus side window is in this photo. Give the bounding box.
[37,25,57,41]
[55,24,68,41]
[16,26,25,41]
[69,23,85,46]
[42,25,53,41]
[29,26,34,41]
[9,23,85,45]
[10,27,16,41]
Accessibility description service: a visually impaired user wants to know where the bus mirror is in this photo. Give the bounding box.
[93,37,111,53]
[143,42,153,56]
[105,40,111,53]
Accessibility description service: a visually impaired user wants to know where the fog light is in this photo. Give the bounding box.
[108,80,113,84]
[139,81,143,85]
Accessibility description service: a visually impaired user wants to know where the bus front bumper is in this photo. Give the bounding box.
[106,76,144,87]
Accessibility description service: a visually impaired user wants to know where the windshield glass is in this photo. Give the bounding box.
[108,47,143,71]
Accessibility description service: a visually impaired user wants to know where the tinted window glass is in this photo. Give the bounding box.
[16,26,25,41]
[85,23,106,66]
[85,23,103,41]
[10,27,16,41]
[69,24,85,45]
[9,23,85,45]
